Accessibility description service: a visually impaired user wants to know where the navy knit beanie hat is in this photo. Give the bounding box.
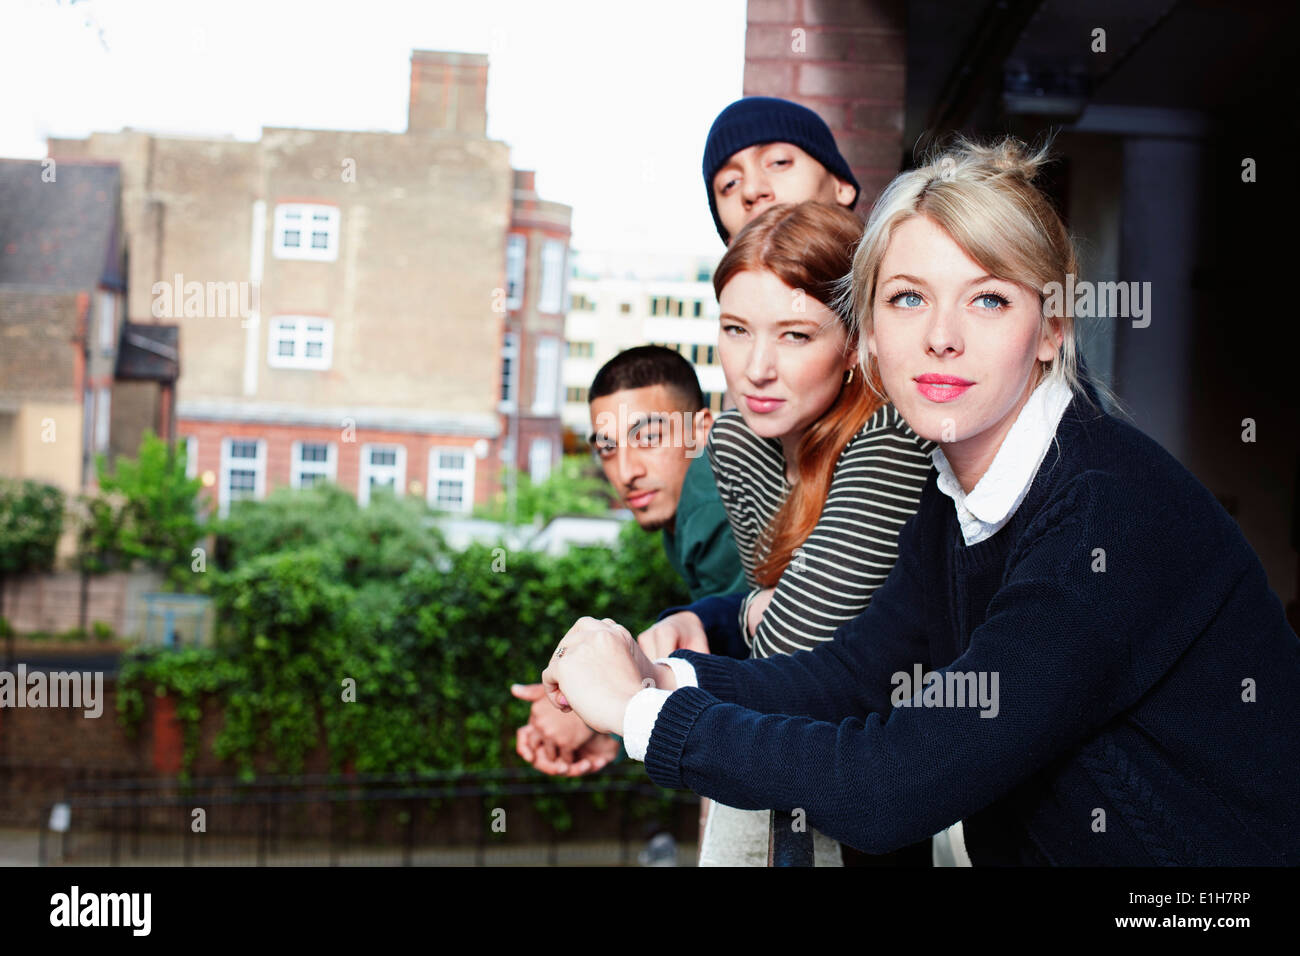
[703,96,860,244]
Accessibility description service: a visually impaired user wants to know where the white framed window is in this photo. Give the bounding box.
[268,316,332,370]
[529,438,553,483]
[538,239,566,314]
[219,437,266,517]
[500,332,519,410]
[272,203,340,261]
[183,436,198,480]
[505,234,526,310]
[97,292,116,354]
[359,443,405,506]
[532,336,560,415]
[291,440,336,489]
[94,387,111,452]
[428,447,475,513]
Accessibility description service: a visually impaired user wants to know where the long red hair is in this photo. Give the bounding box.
[713,202,884,587]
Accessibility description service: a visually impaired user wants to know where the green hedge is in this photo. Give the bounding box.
[117,484,688,830]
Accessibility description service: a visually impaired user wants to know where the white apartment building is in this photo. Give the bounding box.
[562,250,727,438]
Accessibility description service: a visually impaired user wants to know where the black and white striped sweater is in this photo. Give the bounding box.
[706,405,936,658]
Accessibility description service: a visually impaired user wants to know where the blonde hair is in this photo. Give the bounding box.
[842,135,1101,408]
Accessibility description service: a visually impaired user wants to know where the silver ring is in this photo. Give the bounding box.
[554,645,566,659]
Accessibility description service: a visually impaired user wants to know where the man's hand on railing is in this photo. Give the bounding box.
[514,723,621,776]
[636,610,710,659]
[511,682,613,776]
[565,732,621,775]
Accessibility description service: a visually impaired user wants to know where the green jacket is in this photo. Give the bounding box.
[660,452,746,601]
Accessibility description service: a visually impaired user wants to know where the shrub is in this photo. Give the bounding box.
[0,479,64,576]
[474,455,614,525]
[118,513,688,798]
[76,431,203,589]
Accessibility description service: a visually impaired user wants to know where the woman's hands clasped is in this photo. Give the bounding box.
[541,617,677,735]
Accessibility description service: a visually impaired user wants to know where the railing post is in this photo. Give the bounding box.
[618,784,630,866]
[475,789,489,866]
[257,804,267,866]
[403,799,416,866]
[111,805,121,866]
[329,799,338,867]
[768,809,814,867]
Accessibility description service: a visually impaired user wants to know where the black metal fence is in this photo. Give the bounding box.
[39,767,700,866]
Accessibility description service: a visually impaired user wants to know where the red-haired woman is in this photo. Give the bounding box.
[642,201,935,865]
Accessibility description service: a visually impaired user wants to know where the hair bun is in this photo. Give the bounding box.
[920,134,1052,184]
[988,136,1048,181]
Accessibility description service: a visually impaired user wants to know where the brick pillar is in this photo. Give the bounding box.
[151,692,183,774]
[744,0,906,210]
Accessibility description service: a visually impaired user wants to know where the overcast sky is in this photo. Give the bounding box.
[0,0,746,258]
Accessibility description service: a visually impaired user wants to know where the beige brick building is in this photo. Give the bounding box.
[48,50,570,517]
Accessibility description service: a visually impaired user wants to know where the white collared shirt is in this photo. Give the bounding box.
[932,376,1074,546]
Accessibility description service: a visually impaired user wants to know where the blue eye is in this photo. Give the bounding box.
[889,290,924,308]
[974,292,1010,309]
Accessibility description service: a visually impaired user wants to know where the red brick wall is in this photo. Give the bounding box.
[1,679,683,845]
[0,676,153,826]
[510,417,563,478]
[178,419,497,515]
[744,0,906,210]
[0,679,338,827]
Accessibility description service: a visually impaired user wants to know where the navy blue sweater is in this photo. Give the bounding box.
[646,395,1300,865]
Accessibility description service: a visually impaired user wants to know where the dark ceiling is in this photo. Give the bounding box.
[903,0,1297,161]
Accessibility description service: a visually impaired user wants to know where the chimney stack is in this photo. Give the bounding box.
[408,50,488,136]
[513,170,536,194]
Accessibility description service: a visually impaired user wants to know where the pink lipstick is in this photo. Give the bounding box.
[915,374,973,403]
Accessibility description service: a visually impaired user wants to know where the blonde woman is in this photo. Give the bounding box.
[538,137,1300,865]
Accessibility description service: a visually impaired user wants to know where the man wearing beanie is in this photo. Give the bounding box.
[703,96,860,245]
[695,97,938,869]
